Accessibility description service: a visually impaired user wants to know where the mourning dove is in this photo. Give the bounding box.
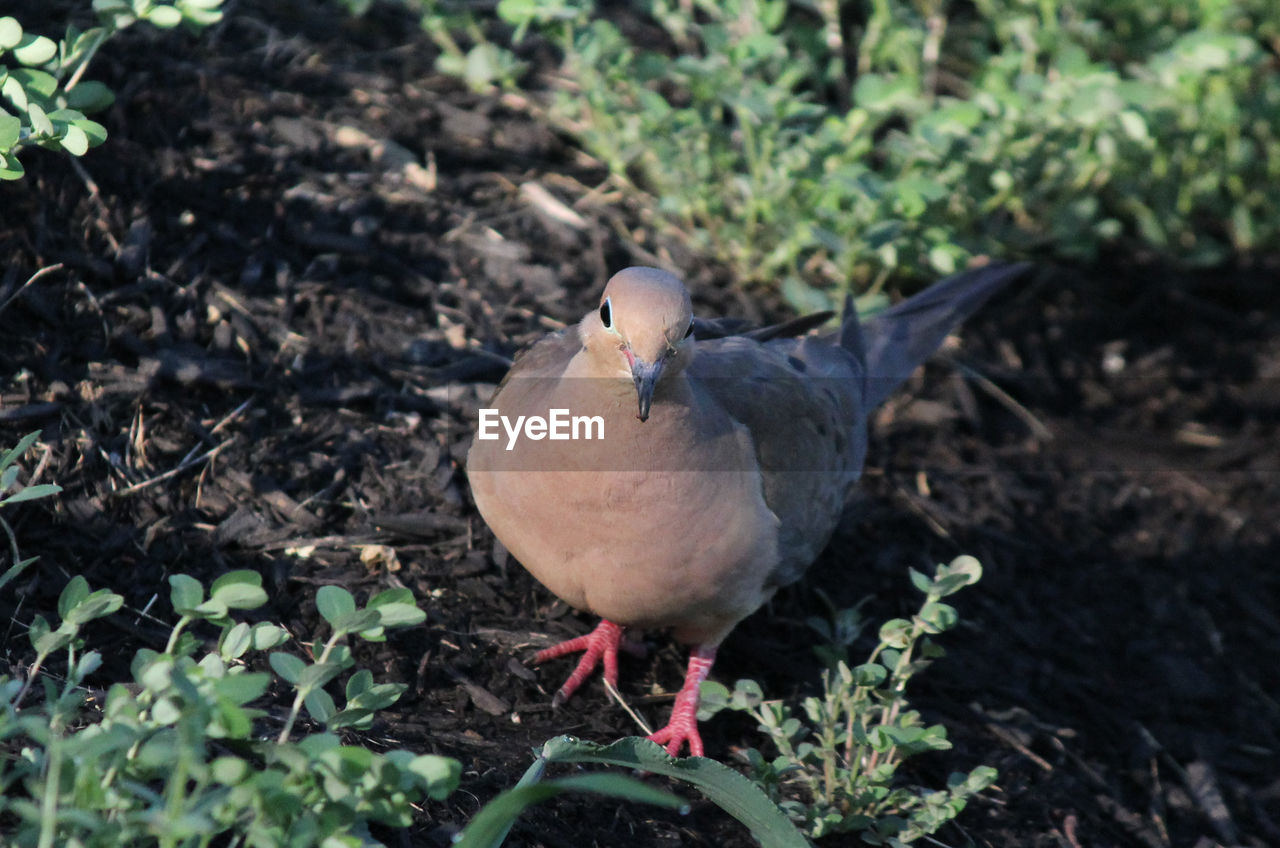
[467,262,1028,756]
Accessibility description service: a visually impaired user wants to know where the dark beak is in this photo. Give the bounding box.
[631,358,664,422]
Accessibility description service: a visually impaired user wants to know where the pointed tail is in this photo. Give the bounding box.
[844,262,1031,408]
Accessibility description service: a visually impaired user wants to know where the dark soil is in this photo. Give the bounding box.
[3,3,1278,846]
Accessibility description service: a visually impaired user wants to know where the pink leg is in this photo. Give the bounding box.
[647,644,716,758]
[533,619,640,707]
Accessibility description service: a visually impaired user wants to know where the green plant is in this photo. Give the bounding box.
[700,555,997,843]
[0,0,225,180]
[405,0,1278,307]
[0,430,62,591]
[0,571,462,846]
[455,735,810,848]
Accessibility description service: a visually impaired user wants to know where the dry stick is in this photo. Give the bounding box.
[112,397,252,497]
[68,158,120,253]
[108,439,234,499]
[603,677,653,737]
[73,279,111,348]
[0,264,64,318]
[28,441,53,489]
[981,715,1054,772]
[946,356,1054,441]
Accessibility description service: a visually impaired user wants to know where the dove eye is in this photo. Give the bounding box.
[599,298,613,329]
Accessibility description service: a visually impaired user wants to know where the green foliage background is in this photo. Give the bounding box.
[414,0,1279,306]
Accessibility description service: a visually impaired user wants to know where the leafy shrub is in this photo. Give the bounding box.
[0,566,462,847]
[701,556,997,842]
[0,431,62,585]
[404,0,1278,306]
[0,0,225,180]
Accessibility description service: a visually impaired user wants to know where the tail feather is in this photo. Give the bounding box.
[849,262,1031,408]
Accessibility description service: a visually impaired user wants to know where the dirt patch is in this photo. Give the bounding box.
[2,3,1277,846]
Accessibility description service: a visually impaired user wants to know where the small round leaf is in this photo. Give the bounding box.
[14,34,57,66]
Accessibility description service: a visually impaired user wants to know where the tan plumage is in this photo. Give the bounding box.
[467,262,1028,756]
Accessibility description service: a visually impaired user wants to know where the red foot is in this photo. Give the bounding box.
[647,645,716,757]
[534,619,643,706]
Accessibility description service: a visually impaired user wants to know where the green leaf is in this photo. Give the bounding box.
[326,707,374,729]
[211,756,250,784]
[74,118,108,147]
[59,123,89,155]
[210,570,268,609]
[918,601,958,633]
[928,245,959,275]
[854,73,918,113]
[0,431,42,473]
[8,68,57,100]
[878,618,914,649]
[305,688,337,722]
[14,34,57,66]
[1,75,29,112]
[28,613,50,647]
[332,608,381,634]
[146,5,184,28]
[0,483,62,505]
[296,661,342,692]
[962,765,998,791]
[0,556,38,593]
[932,555,983,597]
[347,681,406,711]
[455,772,685,848]
[35,629,73,656]
[316,585,356,624]
[367,588,426,627]
[0,17,23,50]
[537,736,809,848]
[345,668,373,698]
[214,672,270,705]
[219,622,252,659]
[328,643,354,669]
[730,678,764,710]
[268,652,306,684]
[0,151,24,179]
[74,650,103,681]
[250,622,290,650]
[64,588,124,626]
[168,573,203,611]
[26,102,53,137]
[191,597,228,619]
[406,754,462,800]
[698,680,731,719]
[65,81,115,113]
[0,112,21,150]
[58,576,90,619]
[852,662,887,687]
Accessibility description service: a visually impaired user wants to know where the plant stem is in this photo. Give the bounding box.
[63,27,112,92]
[13,652,48,711]
[164,616,192,655]
[277,631,341,744]
[37,727,64,848]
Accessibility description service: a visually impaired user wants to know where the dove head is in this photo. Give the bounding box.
[580,267,695,422]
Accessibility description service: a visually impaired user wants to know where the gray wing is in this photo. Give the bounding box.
[688,334,867,588]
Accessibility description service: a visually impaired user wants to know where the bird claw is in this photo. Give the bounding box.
[533,619,627,704]
[647,693,704,757]
[534,620,712,757]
